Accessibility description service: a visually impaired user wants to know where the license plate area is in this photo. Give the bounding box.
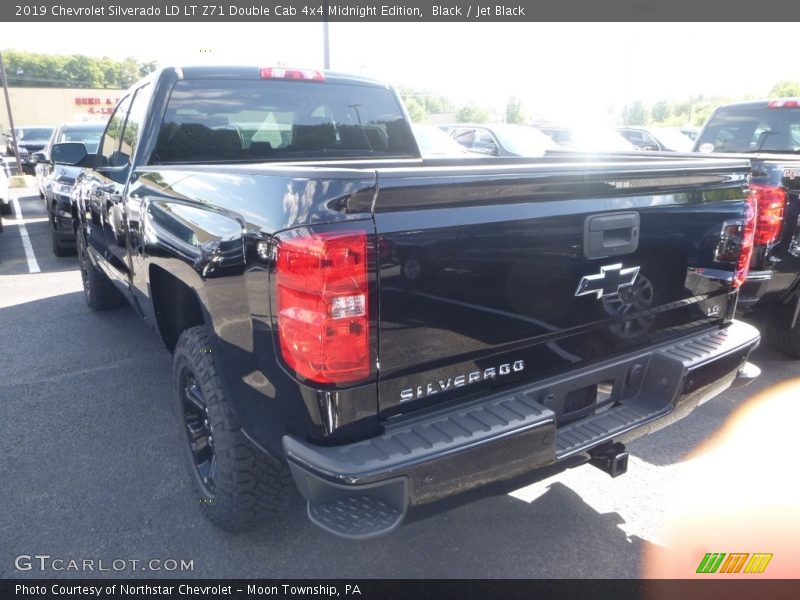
[549,378,618,425]
[523,356,656,428]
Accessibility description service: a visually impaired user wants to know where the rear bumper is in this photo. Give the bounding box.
[283,320,760,539]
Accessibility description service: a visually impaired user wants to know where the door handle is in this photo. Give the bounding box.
[583,212,640,259]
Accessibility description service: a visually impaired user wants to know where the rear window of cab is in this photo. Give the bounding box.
[151,78,418,164]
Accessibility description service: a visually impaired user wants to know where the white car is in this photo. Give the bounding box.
[412,124,480,158]
[0,157,20,216]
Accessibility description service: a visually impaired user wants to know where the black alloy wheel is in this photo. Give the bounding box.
[180,370,217,493]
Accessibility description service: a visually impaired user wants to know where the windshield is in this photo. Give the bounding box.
[570,127,635,152]
[59,125,105,154]
[541,126,634,152]
[153,79,418,164]
[17,127,54,141]
[412,125,468,157]
[695,106,800,153]
[651,128,694,151]
[493,125,555,156]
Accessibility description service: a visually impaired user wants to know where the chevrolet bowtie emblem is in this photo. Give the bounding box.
[575,263,640,299]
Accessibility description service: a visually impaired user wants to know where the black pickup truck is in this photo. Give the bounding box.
[695,99,800,356]
[57,66,760,539]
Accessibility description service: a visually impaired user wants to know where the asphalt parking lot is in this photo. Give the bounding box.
[2,187,799,579]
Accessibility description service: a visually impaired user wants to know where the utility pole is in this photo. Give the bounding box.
[0,50,23,170]
[322,1,330,69]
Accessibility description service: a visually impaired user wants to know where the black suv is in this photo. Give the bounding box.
[5,126,55,174]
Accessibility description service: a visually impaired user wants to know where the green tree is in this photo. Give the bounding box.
[423,95,443,114]
[456,104,490,123]
[769,80,800,98]
[650,99,671,123]
[404,97,428,123]
[119,57,142,87]
[625,100,648,126]
[505,96,525,124]
[1,49,158,88]
[63,54,105,87]
[397,85,456,119]
[139,60,158,78]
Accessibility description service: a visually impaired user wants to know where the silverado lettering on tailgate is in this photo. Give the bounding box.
[400,360,525,402]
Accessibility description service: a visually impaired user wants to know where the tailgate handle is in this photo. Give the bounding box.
[583,212,640,259]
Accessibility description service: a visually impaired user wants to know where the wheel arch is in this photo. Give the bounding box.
[149,264,206,353]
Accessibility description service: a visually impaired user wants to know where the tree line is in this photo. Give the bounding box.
[402,80,800,126]
[4,50,799,127]
[1,49,157,89]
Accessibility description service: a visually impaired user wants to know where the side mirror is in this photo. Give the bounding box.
[52,142,88,166]
[32,152,48,164]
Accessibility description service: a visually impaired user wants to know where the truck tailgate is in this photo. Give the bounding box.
[373,159,751,417]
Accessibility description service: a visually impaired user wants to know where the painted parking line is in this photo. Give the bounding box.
[11,195,41,274]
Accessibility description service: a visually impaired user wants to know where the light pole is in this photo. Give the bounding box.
[0,50,23,170]
[322,1,330,69]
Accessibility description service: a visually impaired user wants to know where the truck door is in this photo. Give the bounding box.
[88,93,132,287]
[88,84,151,288]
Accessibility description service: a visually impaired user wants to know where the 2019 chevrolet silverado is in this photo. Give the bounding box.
[695,99,800,356]
[58,66,760,539]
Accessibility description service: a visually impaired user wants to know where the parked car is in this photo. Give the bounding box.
[0,157,19,216]
[32,122,104,256]
[617,126,695,152]
[412,124,478,157]
[61,65,759,540]
[536,123,637,152]
[441,123,556,157]
[680,125,700,141]
[694,98,800,356]
[5,126,54,174]
[35,122,104,198]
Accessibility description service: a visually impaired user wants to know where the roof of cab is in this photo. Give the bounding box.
[171,65,390,88]
[716,98,800,110]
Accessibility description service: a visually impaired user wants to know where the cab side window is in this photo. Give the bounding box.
[120,84,152,166]
[98,95,132,172]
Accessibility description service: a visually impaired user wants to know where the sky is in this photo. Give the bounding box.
[3,22,799,123]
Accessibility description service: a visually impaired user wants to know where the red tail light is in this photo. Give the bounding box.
[749,182,787,246]
[276,231,370,384]
[733,193,758,289]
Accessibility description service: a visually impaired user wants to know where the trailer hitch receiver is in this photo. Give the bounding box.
[589,441,629,478]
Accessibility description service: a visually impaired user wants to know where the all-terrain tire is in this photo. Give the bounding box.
[77,227,125,310]
[173,326,293,532]
[768,324,800,358]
